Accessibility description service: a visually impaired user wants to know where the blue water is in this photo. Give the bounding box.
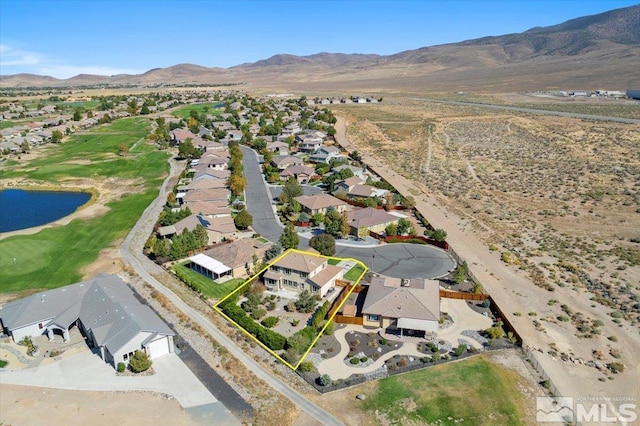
[0,189,91,232]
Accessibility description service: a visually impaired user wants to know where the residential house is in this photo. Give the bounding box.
[279,164,315,184]
[309,146,341,164]
[262,251,344,297]
[0,274,175,367]
[281,123,301,136]
[334,176,365,193]
[158,214,236,244]
[171,128,197,145]
[332,164,366,180]
[295,194,349,215]
[183,200,231,218]
[227,129,243,141]
[266,141,289,155]
[193,238,269,279]
[180,187,230,204]
[272,155,303,170]
[345,207,400,237]
[334,176,388,200]
[362,276,440,336]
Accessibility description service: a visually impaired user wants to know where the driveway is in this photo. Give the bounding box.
[0,350,237,424]
[241,146,456,279]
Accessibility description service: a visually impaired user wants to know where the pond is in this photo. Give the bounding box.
[0,189,91,232]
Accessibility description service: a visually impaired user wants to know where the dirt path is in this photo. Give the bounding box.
[334,116,640,405]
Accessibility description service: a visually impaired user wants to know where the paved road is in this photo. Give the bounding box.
[242,146,456,278]
[412,98,640,124]
[120,155,345,426]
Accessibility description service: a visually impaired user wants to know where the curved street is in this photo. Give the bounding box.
[241,146,456,279]
[120,157,345,426]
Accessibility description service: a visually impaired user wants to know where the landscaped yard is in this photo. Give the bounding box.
[172,263,245,299]
[172,102,223,119]
[343,264,365,281]
[362,355,527,425]
[327,258,341,266]
[0,118,169,292]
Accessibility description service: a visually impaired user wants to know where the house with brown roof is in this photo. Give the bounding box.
[197,238,269,279]
[183,200,231,217]
[181,187,230,204]
[362,276,440,336]
[295,194,349,215]
[157,214,236,244]
[279,164,315,184]
[272,155,303,170]
[346,207,400,237]
[262,251,344,298]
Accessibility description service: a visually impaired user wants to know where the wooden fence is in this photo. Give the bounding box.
[333,315,364,325]
[439,289,487,301]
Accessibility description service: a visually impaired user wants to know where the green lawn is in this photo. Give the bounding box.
[327,258,341,265]
[172,103,223,119]
[173,263,245,299]
[344,264,365,281]
[363,356,527,425]
[0,118,170,293]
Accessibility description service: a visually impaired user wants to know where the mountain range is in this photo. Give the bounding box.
[2,4,639,92]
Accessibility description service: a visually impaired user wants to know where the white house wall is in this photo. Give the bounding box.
[10,319,53,342]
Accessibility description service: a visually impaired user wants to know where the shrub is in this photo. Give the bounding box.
[379,338,388,346]
[117,362,126,372]
[482,298,491,308]
[454,344,467,356]
[323,321,334,335]
[318,374,332,386]
[129,350,152,373]
[484,326,505,339]
[250,308,267,320]
[298,361,314,372]
[360,356,368,363]
[350,357,360,365]
[557,315,570,322]
[608,335,618,342]
[607,362,624,373]
[261,316,279,328]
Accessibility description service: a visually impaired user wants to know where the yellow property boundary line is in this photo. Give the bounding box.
[213,248,368,370]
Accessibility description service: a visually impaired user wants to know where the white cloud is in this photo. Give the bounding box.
[0,44,144,79]
[0,44,44,66]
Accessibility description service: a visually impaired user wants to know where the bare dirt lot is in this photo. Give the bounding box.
[0,384,196,426]
[331,98,640,409]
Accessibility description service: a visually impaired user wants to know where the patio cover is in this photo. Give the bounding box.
[189,253,231,275]
[397,317,436,332]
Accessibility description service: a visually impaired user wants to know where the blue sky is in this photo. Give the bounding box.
[0,0,637,78]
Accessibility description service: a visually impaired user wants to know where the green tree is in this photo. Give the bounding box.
[72,108,83,121]
[309,234,336,256]
[280,177,303,204]
[265,242,282,260]
[294,291,317,313]
[454,261,468,284]
[318,374,332,386]
[397,218,411,235]
[234,208,253,230]
[129,350,152,372]
[193,224,209,247]
[323,209,344,237]
[427,228,447,242]
[279,223,299,249]
[51,130,63,143]
[385,223,398,236]
[339,211,350,238]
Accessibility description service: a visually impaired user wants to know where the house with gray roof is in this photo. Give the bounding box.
[362,276,440,336]
[0,274,175,367]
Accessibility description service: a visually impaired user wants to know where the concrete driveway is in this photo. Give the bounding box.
[0,350,235,418]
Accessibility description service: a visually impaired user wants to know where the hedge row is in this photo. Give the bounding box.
[311,301,330,329]
[220,300,286,350]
